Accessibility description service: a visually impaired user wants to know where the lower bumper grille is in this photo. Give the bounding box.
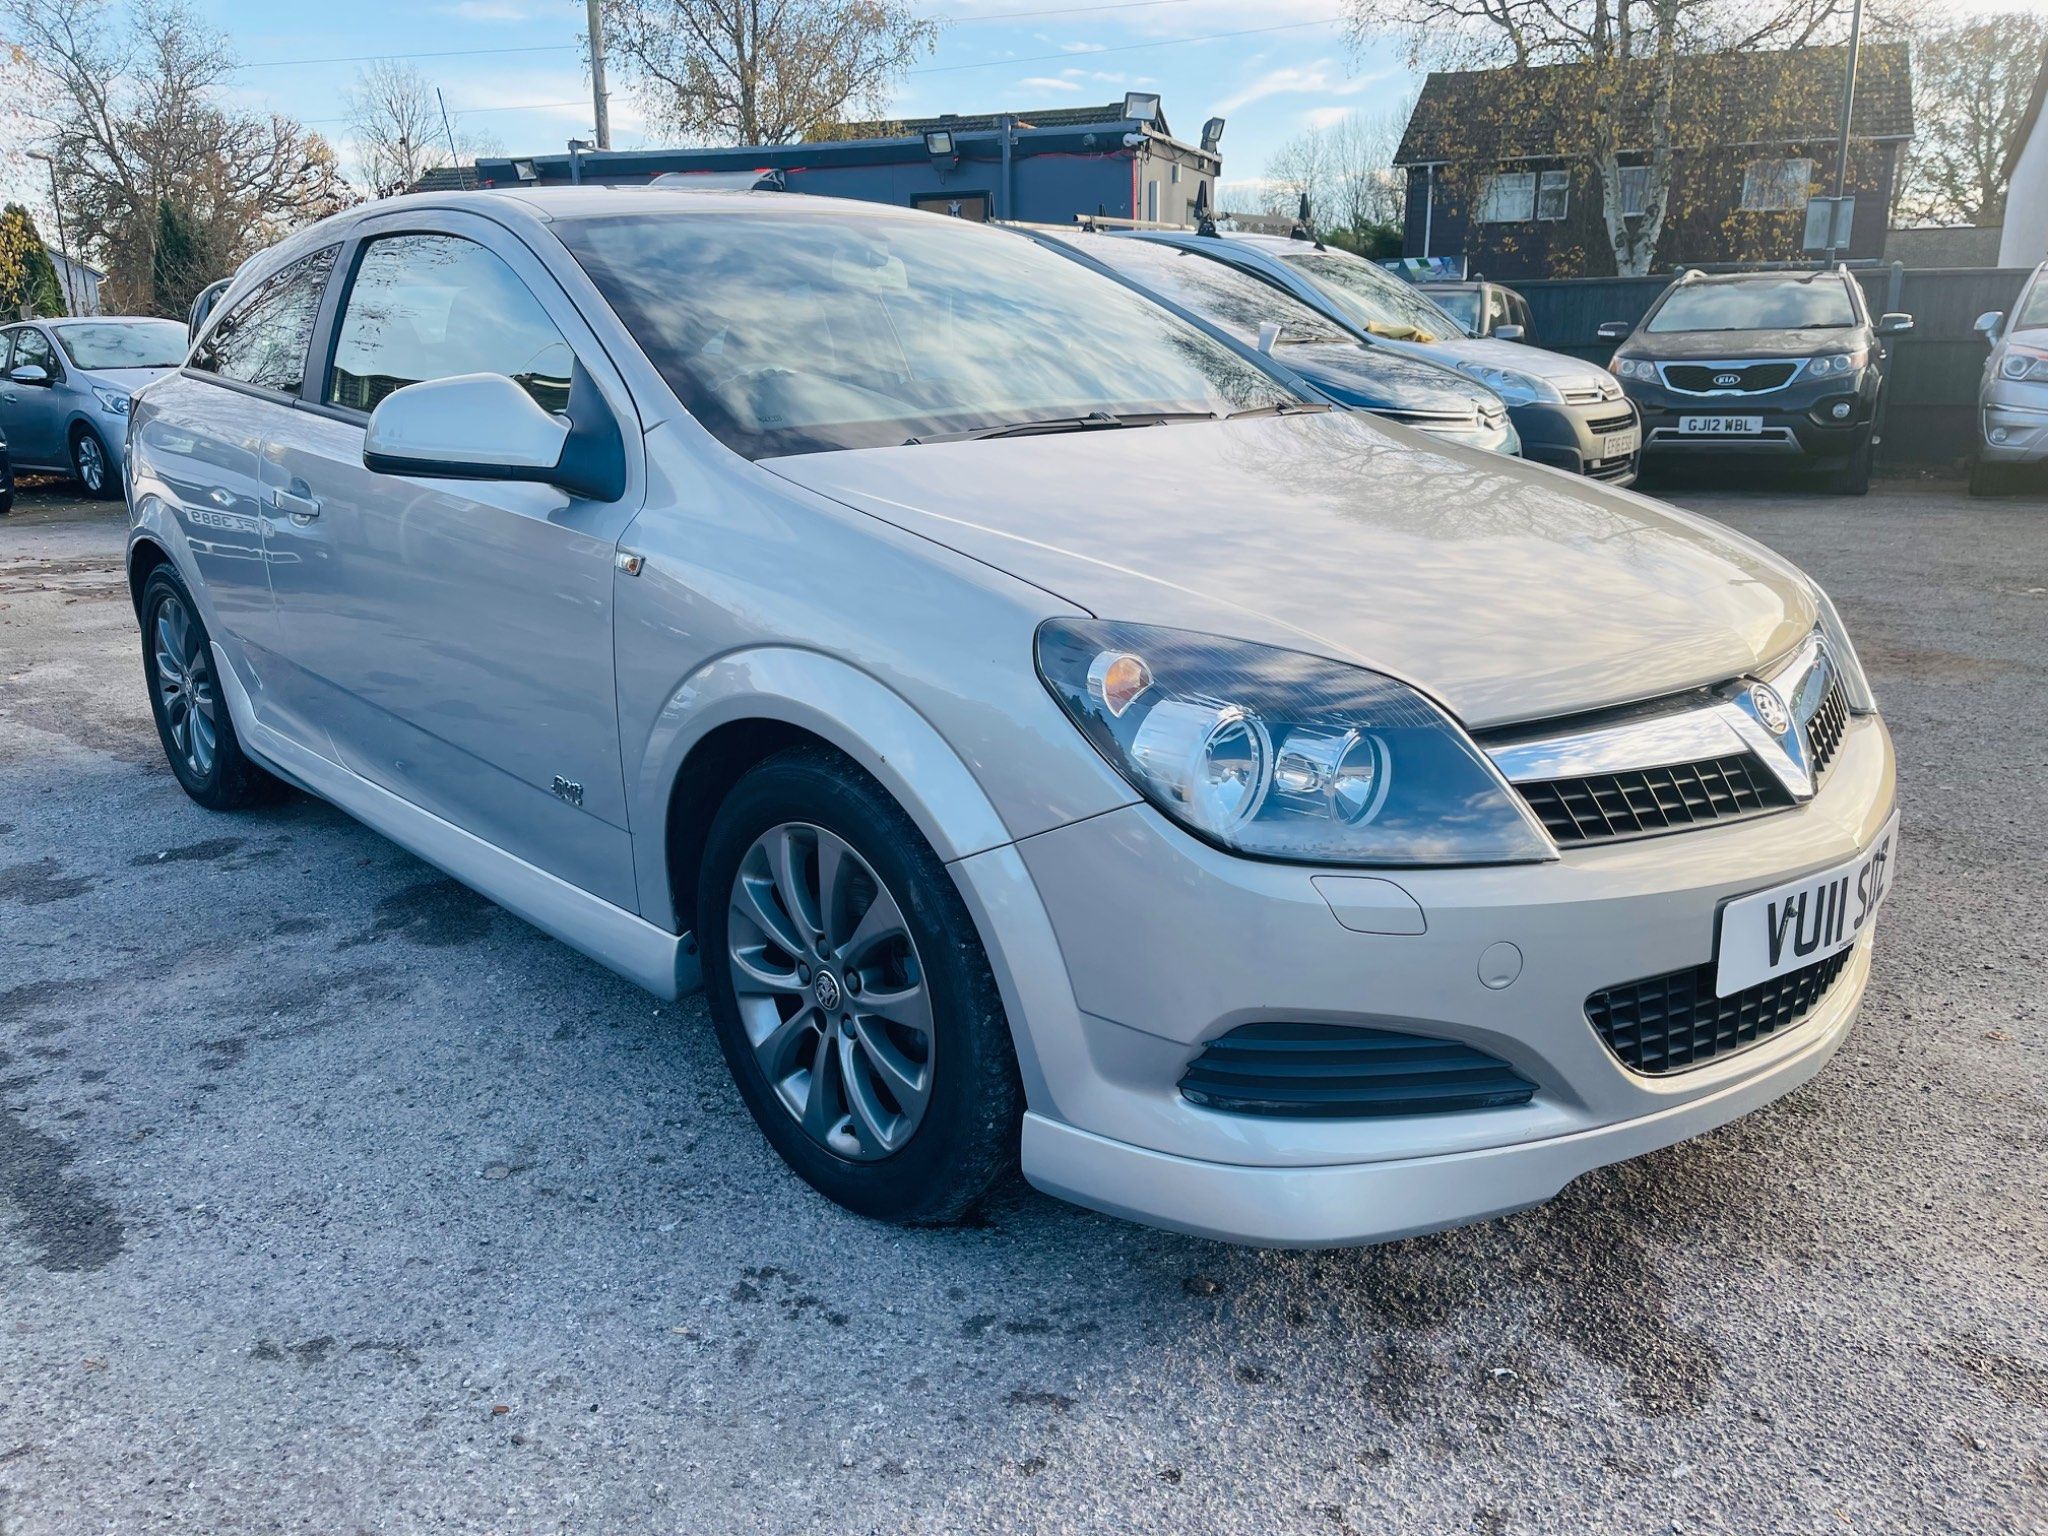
[1586,946,1855,1074]
[1180,1022,1535,1118]
[1517,753,1794,844]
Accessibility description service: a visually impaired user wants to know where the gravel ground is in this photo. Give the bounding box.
[1,472,2044,1536]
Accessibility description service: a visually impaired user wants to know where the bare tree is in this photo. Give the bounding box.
[1897,12,2048,228]
[344,60,483,196]
[1261,102,1410,238]
[0,0,352,311]
[598,0,941,145]
[1342,0,1906,274]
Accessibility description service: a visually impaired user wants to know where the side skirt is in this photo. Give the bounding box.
[211,641,701,1000]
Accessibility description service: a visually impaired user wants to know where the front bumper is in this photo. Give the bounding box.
[1626,368,1879,463]
[1976,384,2048,464]
[1509,396,1640,484]
[954,711,1895,1247]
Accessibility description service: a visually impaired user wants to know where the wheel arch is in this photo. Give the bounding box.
[635,647,1016,937]
[126,532,175,619]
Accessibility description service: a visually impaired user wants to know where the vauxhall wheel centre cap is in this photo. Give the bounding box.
[813,971,843,1012]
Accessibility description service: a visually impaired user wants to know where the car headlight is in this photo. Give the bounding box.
[1609,356,1654,381]
[1808,349,1869,378]
[1999,345,2048,382]
[92,386,132,415]
[1808,584,1876,713]
[1452,360,1561,405]
[1036,619,1554,865]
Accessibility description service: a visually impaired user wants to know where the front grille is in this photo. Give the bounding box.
[1179,1022,1535,1118]
[1516,753,1794,844]
[1662,361,1800,395]
[1587,411,1637,436]
[1806,672,1850,776]
[1587,458,1637,482]
[1587,947,1855,1074]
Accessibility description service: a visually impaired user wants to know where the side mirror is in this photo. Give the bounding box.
[1595,321,1630,342]
[362,362,625,502]
[1256,320,1283,354]
[1877,313,1914,335]
[1494,324,1525,342]
[1974,310,2004,342]
[8,364,50,386]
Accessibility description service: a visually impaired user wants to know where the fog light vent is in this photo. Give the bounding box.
[1179,1022,1535,1118]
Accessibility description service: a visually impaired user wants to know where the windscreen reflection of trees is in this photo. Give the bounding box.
[328,235,574,415]
[195,246,338,393]
[1284,254,1460,338]
[558,214,1293,457]
[1081,243,1351,347]
[58,322,189,370]
[1645,279,1855,333]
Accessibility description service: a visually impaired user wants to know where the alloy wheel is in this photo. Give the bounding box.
[152,594,217,780]
[725,821,934,1161]
[76,434,105,493]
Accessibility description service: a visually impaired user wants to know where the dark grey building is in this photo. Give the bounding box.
[474,98,1222,226]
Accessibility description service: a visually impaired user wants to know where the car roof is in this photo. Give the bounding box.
[1684,267,1853,283]
[371,185,932,224]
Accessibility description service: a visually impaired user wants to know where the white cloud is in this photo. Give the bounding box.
[1018,75,1084,92]
[1303,104,1355,130]
[437,0,546,19]
[1213,59,1391,115]
[1060,42,1107,53]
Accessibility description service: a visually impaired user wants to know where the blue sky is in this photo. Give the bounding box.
[183,0,1415,206]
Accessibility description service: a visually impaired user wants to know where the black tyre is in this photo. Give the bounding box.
[0,460,12,515]
[1829,435,1873,497]
[139,566,279,809]
[73,424,118,500]
[697,745,1023,1225]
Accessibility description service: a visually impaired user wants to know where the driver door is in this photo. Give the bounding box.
[1,326,67,465]
[261,216,645,907]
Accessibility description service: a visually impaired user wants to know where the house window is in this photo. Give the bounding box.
[1170,162,1180,184]
[1741,157,1814,212]
[1617,165,1651,217]
[1478,171,1536,222]
[1536,169,1569,221]
[1146,179,1160,222]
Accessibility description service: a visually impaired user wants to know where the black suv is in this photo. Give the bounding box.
[1600,269,1912,495]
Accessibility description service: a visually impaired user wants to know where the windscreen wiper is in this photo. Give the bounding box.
[1226,401,1334,420]
[905,410,1218,446]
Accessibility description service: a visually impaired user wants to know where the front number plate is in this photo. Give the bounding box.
[1602,427,1641,459]
[1679,414,1763,435]
[1715,813,1899,997]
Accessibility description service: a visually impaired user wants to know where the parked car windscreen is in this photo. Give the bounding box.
[54,320,189,370]
[1423,288,1481,334]
[556,208,1298,457]
[1277,251,1462,340]
[1646,276,1858,333]
[1076,238,1353,347]
[2015,274,2048,330]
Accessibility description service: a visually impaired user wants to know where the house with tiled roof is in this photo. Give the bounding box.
[1392,44,1915,278]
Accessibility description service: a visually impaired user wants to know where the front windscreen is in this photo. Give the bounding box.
[1646,277,1858,332]
[1066,237,1353,347]
[56,320,188,370]
[1279,251,1461,340]
[555,208,1297,458]
[2017,276,2048,330]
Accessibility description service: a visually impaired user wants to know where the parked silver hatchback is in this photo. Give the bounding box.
[1,316,187,497]
[128,190,1897,1247]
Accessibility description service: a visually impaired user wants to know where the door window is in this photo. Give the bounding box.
[191,245,338,395]
[10,327,58,379]
[326,233,574,414]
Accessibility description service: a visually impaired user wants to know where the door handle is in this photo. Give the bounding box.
[272,487,321,522]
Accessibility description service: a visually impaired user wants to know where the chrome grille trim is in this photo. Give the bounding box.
[1654,358,1811,396]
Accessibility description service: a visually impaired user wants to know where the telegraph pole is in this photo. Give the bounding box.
[1828,0,1865,261]
[586,0,612,151]
[26,150,73,314]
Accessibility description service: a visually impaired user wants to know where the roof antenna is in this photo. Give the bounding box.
[1193,180,1216,237]
[1292,192,1324,249]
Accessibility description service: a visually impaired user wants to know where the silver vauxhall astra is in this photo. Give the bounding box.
[124,189,1898,1247]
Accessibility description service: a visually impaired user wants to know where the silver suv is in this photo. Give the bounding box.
[1971,263,2048,495]
[127,190,1897,1247]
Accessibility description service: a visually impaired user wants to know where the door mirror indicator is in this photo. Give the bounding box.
[361,360,625,501]
[8,364,50,386]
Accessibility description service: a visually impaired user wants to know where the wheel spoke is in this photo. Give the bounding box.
[839,1031,902,1154]
[814,832,853,950]
[856,976,932,1038]
[800,1027,843,1141]
[752,1004,819,1079]
[731,862,807,960]
[848,1016,931,1120]
[838,884,908,970]
[769,826,820,951]
[729,942,804,999]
